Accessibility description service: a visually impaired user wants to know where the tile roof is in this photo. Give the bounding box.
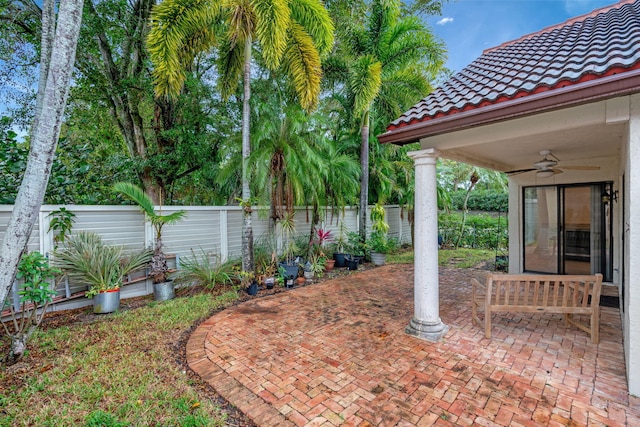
[383,0,640,139]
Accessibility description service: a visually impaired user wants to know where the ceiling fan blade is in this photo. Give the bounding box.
[558,165,600,170]
[505,168,536,176]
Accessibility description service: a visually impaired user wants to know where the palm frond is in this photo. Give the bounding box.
[284,23,322,111]
[349,54,382,115]
[113,182,155,217]
[288,0,335,55]
[217,34,245,99]
[253,0,290,68]
[113,182,187,230]
[147,0,220,98]
[226,0,255,44]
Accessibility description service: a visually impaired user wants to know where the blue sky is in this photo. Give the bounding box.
[426,0,617,73]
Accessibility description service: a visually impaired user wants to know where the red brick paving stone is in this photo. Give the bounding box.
[186,265,640,426]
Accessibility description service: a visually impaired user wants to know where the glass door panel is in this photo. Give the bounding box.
[562,186,592,274]
[524,187,558,273]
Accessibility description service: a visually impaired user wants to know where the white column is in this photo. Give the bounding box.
[626,93,640,396]
[406,149,449,341]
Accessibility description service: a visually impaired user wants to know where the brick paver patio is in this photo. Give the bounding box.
[187,265,640,426]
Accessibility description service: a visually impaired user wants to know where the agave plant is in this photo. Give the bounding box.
[114,182,186,283]
[54,231,152,297]
[172,249,234,290]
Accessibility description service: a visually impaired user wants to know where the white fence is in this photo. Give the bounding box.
[1,204,412,311]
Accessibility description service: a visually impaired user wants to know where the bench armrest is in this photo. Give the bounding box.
[471,277,485,293]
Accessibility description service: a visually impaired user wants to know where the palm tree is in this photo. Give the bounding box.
[147,0,334,274]
[113,182,187,283]
[328,0,445,243]
[248,80,359,251]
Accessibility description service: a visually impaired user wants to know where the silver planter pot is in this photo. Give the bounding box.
[93,289,120,314]
[370,252,386,266]
[153,281,175,301]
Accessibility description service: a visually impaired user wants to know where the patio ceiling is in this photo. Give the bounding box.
[411,99,626,174]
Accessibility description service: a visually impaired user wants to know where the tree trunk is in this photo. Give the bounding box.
[6,334,28,366]
[5,322,38,365]
[0,0,83,319]
[454,171,479,249]
[241,36,254,273]
[30,0,54,135]
[359,110,370,243]
[85,0,162,203]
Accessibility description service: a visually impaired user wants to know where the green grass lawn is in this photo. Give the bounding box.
[0,290,241,427]
[388,247,495,268]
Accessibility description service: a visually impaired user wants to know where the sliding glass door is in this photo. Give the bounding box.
[523,182,612,281]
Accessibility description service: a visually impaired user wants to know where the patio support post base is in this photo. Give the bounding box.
[405,317,449,342]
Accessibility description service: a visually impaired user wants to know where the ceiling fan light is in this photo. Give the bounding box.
[537,169,555,178]
[534,159,557,169]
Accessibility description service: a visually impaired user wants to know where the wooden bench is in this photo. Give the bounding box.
[471,273,603,343]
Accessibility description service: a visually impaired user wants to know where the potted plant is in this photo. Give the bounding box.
[312,228,334,271]
[369,234,398,266]
[310,253,327,278]
[332,221,348,268]
[114,182,187,301]
[278,213,300,281]
[239,270,258,295]
[303,260,314,280]
[54,232,152,313]
[258,255,277,289]
[369,204,391,266]
[346,231,366,265]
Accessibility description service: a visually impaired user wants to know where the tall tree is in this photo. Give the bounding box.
[328,0,444,242]
[0,0,221,203]
[147,0,334,274]
[0,0,83,339]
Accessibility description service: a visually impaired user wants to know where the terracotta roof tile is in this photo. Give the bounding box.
[387,0,640,131]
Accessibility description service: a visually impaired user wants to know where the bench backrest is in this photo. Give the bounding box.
[485,273,603,308]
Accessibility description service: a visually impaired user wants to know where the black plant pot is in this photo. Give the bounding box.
[246,281,259,296]
[279,262,299,280]
[333,253,347,268]
[346,256,358,271]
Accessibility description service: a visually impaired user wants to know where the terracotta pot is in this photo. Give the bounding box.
[325,259,336,271]
[296,277,305,285]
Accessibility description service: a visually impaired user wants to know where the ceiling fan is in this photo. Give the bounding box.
[506,150,600,178]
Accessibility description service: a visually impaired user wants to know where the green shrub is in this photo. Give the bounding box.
[450,189,508,212]
[438,212,508,250]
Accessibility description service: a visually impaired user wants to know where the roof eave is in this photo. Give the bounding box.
[378,68,640,145]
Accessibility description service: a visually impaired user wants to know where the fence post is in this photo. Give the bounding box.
[12,280,20,312]
[144,215,154,249]
[39,208,54,257]
[219,209,228,262]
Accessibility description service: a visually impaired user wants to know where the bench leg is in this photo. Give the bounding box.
[592,307,600,345]
[484,310,491,339]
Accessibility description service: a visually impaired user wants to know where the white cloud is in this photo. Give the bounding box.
[437,17,454,25]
